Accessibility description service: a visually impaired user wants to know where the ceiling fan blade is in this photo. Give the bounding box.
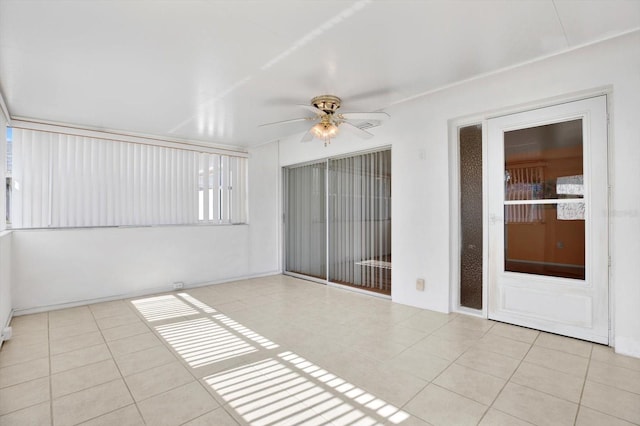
[340,122,374,139]
[297,104,327,116]
[259,117,312,127]
[339,112,390,121]
[300,130,314,143]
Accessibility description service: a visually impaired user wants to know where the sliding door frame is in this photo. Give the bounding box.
[282,146,392,299]
[282,158,328,283]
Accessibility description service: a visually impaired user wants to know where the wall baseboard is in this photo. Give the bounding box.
[614,336,640,359]
[13,270,283,316]
[0,308,14,349]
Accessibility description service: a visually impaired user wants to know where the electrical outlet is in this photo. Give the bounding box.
[416,278,425,291]
[173,282,185,290]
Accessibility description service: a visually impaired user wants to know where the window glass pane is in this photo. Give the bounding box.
[285,149,392,295]
[505,119,583,201]
[504,203,585,280]
[504,119,585,280]
[198,157,205,221]
[329,150,391,295]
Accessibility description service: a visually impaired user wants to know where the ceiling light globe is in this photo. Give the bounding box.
[310,122,339,140]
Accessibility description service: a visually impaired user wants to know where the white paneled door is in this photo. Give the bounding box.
[487,96,608,344]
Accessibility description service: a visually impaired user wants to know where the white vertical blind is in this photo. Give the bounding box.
[10,128,247,228]
[229,156,248,224]
[329,150,391,293]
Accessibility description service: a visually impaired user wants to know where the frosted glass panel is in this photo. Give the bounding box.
[285,162,326,279]
[459,125,483,309]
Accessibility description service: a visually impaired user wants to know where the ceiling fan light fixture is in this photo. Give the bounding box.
[260,93,388,146]
[311,122,339,140]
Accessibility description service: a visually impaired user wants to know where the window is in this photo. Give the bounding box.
[8,127,247,229]
[4,127,10,225]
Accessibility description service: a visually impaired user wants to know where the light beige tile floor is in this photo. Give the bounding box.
[1,274,639,426]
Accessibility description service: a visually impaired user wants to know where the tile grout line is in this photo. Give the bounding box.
[385,312,459,362]
[89,302,149,425]
[573,359,640,425]
[184,286,407,425]
[398,319,498,425]
[0,318,50,420]
[573,345,594,426]
[173,297,323,425]
[47,311,53,426]
[127,292,247,425]
[476,328,542,425]
[438,321,499,425]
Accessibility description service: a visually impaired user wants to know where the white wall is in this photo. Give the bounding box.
[12,225,248,311]
[11,140,282,313]
[276,31,640,357]
[247,142,281,275]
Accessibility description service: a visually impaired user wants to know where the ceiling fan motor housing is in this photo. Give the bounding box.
[311,95,341,114]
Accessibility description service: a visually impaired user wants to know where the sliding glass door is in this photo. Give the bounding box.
[329,150,391,294]
[284,161,327,279]
[284,149,392,295]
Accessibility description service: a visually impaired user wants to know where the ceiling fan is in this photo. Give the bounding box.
[261,95,390,146]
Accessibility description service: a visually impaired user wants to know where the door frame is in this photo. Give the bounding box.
[448,87,613,345]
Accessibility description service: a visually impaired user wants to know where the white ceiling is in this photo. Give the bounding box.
[0,0,638,148]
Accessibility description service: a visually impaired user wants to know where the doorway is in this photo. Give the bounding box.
[486,96,609,344]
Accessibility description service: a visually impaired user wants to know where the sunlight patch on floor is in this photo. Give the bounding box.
[177,292,217,313]
[155,317,257,367]
[131,294,199,322]
[204,352,409,425]
[214,313,279,350]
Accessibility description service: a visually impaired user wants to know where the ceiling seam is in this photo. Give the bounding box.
[385,28,639,110]
[552,0,571,47]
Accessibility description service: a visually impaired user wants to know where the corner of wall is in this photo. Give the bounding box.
[0,113,11,347]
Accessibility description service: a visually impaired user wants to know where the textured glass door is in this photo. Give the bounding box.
[488,96,608,344]
[459,125,483,309]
